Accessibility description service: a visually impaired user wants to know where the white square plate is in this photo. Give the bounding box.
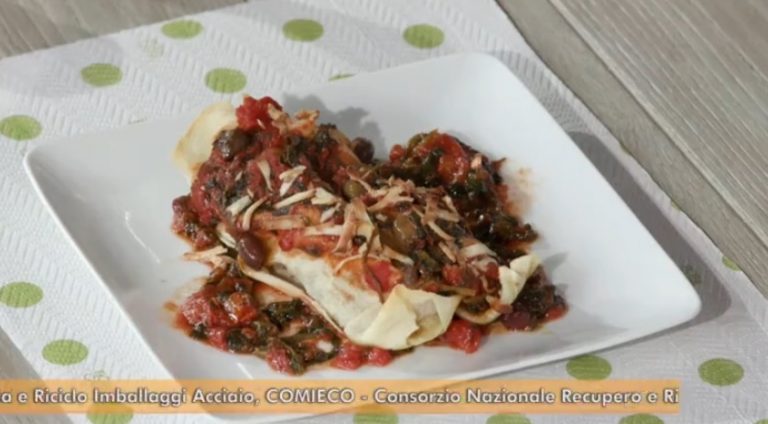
[24,53,700,383]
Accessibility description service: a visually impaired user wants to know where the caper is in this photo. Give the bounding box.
[342,180,366,199]
[379,228,405,253]
[393,214,418,248]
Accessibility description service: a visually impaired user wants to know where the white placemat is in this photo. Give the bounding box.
[0,1,766,423]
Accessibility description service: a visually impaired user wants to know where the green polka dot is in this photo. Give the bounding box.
[403,24,444,49]
[353,412,398,424]
[566,354,612,380]
[161,20,203,39]
[329,73,354,81]
[0,115,41,141]
[42,340,88,365]
[487,413,531,424]
[699,358,743,386]
[755,420,768,424]
[0,282,42,307]
[722,256,741,271]
[282,19,324,42]
[204,68,246,93]
[81,63,122,87]
[620,414,664,424]
[87,405,133,424]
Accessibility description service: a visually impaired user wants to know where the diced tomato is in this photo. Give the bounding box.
[179,292,232,329]
[413,133,470,184]
[545,304,567,321]
[277,229,300,251]
[257,127,285,150]
[500,310,533,331]
[436,142,470,184]
[365,260,399,293]
[236,96,282,132]
[222,292,258,325]
[441,319,482,353]
[207,328,229,351]
[389,144,406,163]
[441,265,464,286]
[367,347,393,367]
[266,342,298,375]
[331,342,366,370]
[484,263,500,280]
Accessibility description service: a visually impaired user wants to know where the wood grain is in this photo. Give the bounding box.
[499,0,768,296]
[0,0,241,59]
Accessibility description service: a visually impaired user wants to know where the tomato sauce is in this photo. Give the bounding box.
[171,96,567,375]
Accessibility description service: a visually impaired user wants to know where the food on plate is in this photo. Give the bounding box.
[170,95,566,375]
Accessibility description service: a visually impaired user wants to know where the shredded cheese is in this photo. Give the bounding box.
[353,201,375,249]
[435,209,460,222]
[334,199,371,252]
[240,197,267,231]
[427,220,454,241]
[273,188,315,209]
[278,165,306,196]
[304,225,344,236]
[334,203,358,252]
[368,186,413,212]
[288,109,319,137]
[442,195,459,215]
[257,215,306,230]
[311,187,338,205]
[256,160,271,190]
[438,242,457,263]
[320,204,340,223]
[225,195,252,217]
[216,223,236,248]
[459,242,498,259]
[333,254,363,274]
[183,245,228,262]
[210,255,234,269]
[382,246,414,265]
[473,256,497,272]
[267,104,290,134]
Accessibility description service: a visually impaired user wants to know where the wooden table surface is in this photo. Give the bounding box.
[1,0,766,296]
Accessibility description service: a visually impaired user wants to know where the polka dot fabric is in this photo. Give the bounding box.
[0,115,41,140]
[0,282,43,307]
[0,0,766,423]
[80,63,123,87]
